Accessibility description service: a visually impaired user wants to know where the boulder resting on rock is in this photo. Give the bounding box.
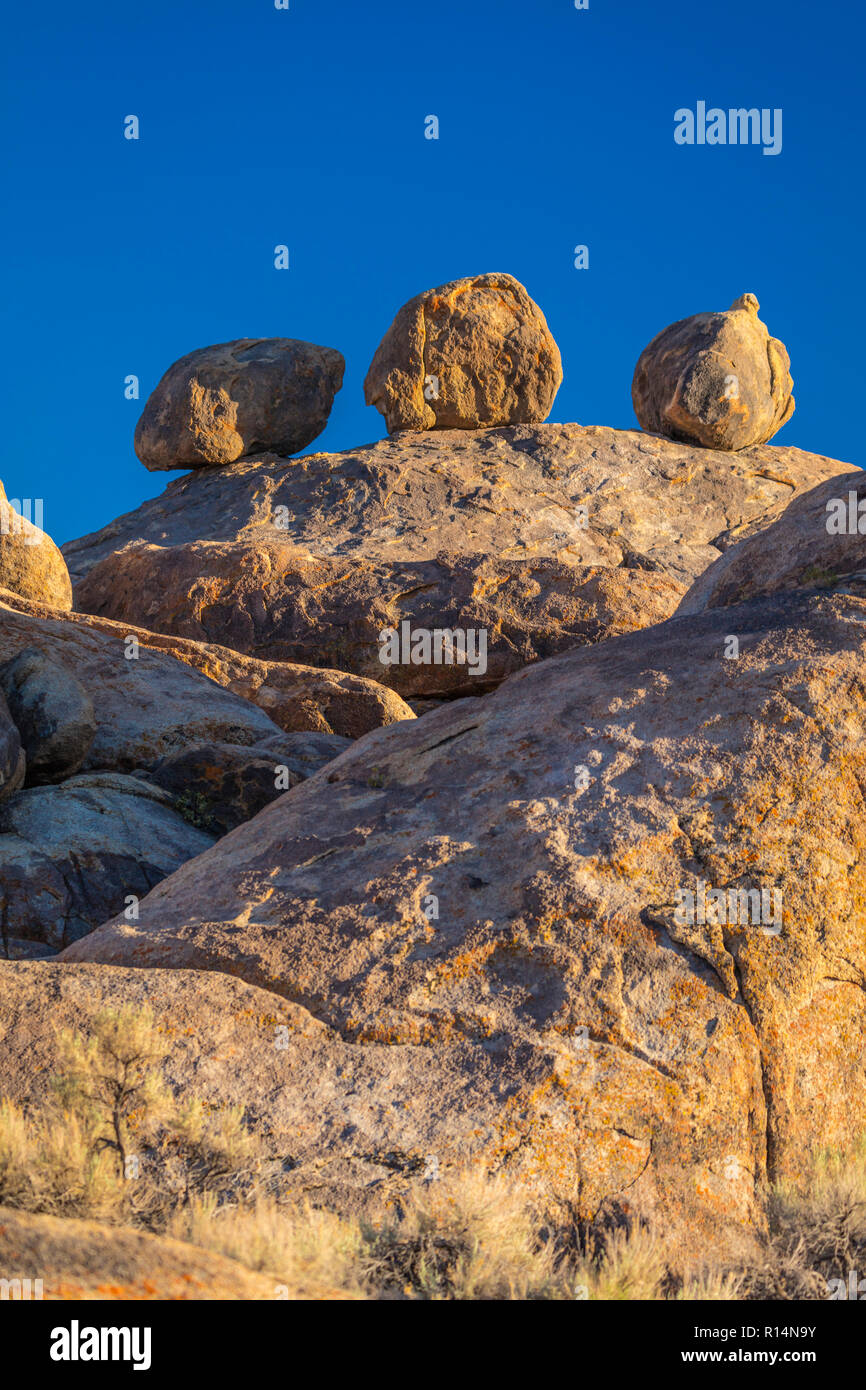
[364,273,562,432]
[632,294,795,450]
[0,486,72,609]
[134,337,345,470]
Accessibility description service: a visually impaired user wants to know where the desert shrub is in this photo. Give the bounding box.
[739,1138,866,1299]
[52,1005,172,1182]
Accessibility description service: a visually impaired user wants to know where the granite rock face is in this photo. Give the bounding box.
[678,468,866,614]
[0,594,308,775]
[61,589,866,1252]
[0,589,413,739]
[363,274,562,432]
[134,337,345,470]
[65,425,850,697]
[632,295,795,450]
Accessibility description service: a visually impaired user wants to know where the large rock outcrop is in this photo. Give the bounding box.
[632,295,795,450]
[61,589,866,1252]
[64,425,849,698]
[0,596,351,955]
[678,468,866,614]
[134,338,345,470]
[363,273,562,432]
[0,487,72,609]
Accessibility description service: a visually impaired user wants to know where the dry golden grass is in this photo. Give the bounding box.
[3,1006,864,1300]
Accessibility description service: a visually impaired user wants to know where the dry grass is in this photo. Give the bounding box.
[3,1007,865,1299]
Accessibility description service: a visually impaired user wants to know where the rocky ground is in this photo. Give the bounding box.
[1,283,863,1300]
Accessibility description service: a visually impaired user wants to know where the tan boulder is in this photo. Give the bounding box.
[74,543,685,700]
[134,337,345,470]
[60,589,866,1253]
[678,469,866,614]
[632,294,795,450]
[0,588,413,738]
[0,486,72,609]
[63,425,849,697]
[363,273,562,431]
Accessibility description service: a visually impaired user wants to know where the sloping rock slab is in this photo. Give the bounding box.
[678,468,866,613]
[0,1206,284,1300]
[61,591,866,1249]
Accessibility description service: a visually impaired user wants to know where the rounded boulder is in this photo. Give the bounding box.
[631,294,794,450]
[363,272,562,432]
[134,338,346,470]
[0,488,72,610]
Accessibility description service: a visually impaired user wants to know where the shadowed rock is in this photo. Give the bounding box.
[0,691,25,802]
[1,647,96,783]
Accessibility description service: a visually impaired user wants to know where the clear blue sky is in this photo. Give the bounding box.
[2,0,863,545]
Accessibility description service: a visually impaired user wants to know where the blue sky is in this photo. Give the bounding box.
[2,0,863,544]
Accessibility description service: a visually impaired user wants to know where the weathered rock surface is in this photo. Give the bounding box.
[134,337,345,470]
[64,425,849,697]
[363,273,562,432]
[0,692,25,803]
[0,595,311,774]
[632,295,795,450]
[678,468,866,614]
[0,1205,285,1300]
[0,486,72,609]
[1,647,96,783]
[75,544,685,699]
[0,589,412,739]
[61,590,866,1251]
[0,773,214,952]
[4,958,605,1267]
